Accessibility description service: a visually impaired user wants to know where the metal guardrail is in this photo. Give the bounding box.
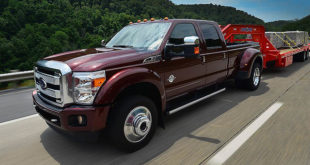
[0,70,34,83]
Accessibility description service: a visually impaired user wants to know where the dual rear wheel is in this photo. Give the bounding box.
[296,51,309,62]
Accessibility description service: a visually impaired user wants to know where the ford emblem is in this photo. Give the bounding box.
[38,77,47,90]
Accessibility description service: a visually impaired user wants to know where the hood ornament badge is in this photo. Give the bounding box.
[168,75,176,83]
[38,77,47,90]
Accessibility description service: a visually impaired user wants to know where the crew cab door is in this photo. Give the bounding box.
[163,23,206,100]
[198,23,228,85]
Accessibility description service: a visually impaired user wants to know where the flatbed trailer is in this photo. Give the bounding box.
[220,24,310,68]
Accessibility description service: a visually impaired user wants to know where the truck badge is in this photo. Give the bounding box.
[168,75,176,83]
[38,77,47,90]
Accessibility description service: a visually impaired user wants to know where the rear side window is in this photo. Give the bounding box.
[199,23,222,48]
[169,23,198,45]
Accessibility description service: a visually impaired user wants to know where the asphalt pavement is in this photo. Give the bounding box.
[0,60,309,165]
[0,88,35,123]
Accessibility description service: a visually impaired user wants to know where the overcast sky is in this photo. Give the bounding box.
[171,0,310,22]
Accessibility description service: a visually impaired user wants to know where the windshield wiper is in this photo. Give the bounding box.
[113,45,133,48]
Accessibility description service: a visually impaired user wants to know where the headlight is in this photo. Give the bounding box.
[72,70,106,105]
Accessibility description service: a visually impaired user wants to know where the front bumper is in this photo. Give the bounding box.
[32,90,110,132]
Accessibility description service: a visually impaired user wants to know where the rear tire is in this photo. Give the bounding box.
[299,51,307,62]
[296,51,309,62]
[236,62,262,91]
[107,95,158,152]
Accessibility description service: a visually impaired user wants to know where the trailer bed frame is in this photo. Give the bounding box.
[221,24,310,68]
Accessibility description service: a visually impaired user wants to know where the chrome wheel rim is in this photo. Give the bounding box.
[124,106,152,143]
[253,67,260,86]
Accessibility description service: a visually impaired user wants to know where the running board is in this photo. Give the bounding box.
[168,88,226,115]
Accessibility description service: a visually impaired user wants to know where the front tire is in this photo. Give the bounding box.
[236,62,262,91]
[107,95,158,152]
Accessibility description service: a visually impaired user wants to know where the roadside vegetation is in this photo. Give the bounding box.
[0,79,34,91]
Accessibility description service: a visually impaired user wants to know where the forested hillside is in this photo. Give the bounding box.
[0,0,281,73]
[283,15,310,33]
[265,20,293,31]
[177,4,263,25]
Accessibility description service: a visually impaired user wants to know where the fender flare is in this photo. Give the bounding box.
[94,67,166,111]
[236,48,263,80]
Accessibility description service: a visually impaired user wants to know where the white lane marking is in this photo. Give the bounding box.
[0,88,34,97]
[205,102,283,165]
[0,114,39,126]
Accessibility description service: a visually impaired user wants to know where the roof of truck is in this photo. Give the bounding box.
[129,18,218,25]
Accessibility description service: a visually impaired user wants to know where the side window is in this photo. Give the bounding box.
[169,23,198,45]
[199,23,222,48]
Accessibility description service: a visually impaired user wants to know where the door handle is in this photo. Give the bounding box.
[200,56,206,63]
[223,53,227,59]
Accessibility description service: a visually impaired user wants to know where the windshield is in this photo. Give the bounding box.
[106,22,171,50]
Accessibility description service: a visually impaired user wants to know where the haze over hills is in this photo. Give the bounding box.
[0,0,308,74]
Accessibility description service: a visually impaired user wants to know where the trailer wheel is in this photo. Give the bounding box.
[236,62,261,91]
[306,50,309,61]
[107,95,157,152]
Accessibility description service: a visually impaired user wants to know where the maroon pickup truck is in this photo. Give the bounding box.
[32,19,263,151]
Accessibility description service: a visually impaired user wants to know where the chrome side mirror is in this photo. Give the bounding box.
[184,36,199,45]
[101,39,106,47]
[165,36,200,59]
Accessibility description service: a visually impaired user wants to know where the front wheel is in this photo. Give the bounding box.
[236,63,262,91]
[107,95,158,152]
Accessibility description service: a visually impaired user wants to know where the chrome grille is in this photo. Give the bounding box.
[34,60,73,108]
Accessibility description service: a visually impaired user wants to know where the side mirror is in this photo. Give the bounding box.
[184,36,200,45]
[165,36,200,59]
[101,39,106,47]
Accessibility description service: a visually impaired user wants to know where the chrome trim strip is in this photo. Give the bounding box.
[168,88,226,115]
[34,71,60,85]
[36,60,71,75]
[37,92,61,108]
[36,84,61,98]
[34,92,63,111]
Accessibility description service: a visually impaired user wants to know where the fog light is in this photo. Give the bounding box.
[77,115,83,125]
[68,115,87,127]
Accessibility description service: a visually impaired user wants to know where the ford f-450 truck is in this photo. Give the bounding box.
[32,19,263,151]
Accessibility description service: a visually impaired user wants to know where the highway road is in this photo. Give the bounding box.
[0,60,310,165]
[0,88,35,123]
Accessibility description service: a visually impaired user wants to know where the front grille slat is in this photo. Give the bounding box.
[35,78,60,90]
[34,71,60,85]
[36,83,61,98]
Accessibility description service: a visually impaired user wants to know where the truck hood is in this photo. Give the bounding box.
[44,48,150,72]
